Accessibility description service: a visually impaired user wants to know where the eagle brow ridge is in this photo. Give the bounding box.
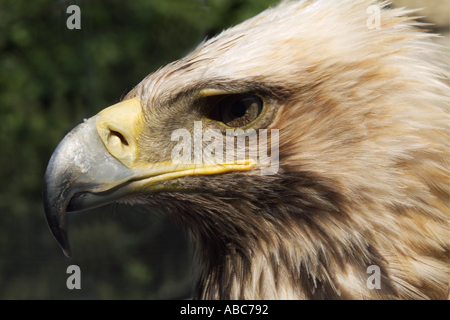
[162,78,292,107]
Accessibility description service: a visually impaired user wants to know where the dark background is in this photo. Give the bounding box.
[0,0,447,299]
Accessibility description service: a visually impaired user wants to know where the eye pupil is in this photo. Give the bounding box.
[210,95,263,128]
[231,101,247,117]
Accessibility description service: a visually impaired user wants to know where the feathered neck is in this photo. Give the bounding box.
[143,168,448,300]
[149,173,391,299]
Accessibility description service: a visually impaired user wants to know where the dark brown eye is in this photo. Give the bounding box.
[211,95,263,127]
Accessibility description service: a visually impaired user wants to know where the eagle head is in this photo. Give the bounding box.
[43,0,449,299]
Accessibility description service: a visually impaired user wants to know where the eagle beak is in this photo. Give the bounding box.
[43,98,255,257]
[42,99,143,257]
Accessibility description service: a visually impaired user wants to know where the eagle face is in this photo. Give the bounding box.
[43,0,449,299]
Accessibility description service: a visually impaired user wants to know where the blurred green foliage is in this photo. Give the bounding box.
[0,0,278,299]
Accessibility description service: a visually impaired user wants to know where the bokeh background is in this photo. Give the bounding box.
[0,0,448,299]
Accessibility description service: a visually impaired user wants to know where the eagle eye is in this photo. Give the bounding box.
[210,94,263,127]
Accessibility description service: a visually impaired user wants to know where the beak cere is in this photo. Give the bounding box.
[43,98,256,257]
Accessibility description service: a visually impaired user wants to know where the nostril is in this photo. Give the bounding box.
[110,130,129,146]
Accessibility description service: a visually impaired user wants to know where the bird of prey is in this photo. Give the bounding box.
[43,0,449,299]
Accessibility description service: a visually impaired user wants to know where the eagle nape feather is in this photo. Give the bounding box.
[43,0,449,300]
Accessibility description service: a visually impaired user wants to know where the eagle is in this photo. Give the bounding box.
[43,0,449,299]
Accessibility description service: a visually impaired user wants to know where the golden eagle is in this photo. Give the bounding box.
[43,0,449,299]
